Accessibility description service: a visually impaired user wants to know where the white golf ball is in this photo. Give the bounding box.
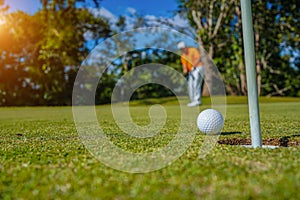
[197,109,224,134]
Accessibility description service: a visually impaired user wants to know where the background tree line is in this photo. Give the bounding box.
[0,0,299,106]
[178,0,299,96]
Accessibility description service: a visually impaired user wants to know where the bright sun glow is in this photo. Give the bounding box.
[0,15,5,25]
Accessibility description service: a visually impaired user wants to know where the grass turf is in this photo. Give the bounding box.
[0,97,299,199]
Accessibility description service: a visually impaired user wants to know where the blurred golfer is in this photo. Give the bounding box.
[177,41,204,107]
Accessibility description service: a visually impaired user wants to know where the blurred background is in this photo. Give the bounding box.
[0,0,299,106]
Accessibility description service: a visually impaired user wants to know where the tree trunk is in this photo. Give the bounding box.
[198,39,214,96]
[199,39,222,97]
[235,3,248,96]
[255,32,261,96]
[239,62,247,95]
[189,0,235,97]
[256,60,261,96]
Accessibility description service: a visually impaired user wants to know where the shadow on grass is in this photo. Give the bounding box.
[220,131,242,135]
[279,134,300,147]
[218,135,300,147]
[127,97,182,106]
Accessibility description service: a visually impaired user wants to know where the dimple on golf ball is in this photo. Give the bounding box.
[197,109,224,134]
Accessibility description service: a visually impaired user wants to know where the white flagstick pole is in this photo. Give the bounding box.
[240,0,262,147]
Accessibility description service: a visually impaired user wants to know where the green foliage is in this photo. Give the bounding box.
[177,0,300,96]
[0,0,111,106]
[0,11,44,105]
[251,0,300,96]
[1,0,299,106]
[108,48,184,102]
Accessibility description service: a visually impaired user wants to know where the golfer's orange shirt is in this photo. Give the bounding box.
[180,47,202,72]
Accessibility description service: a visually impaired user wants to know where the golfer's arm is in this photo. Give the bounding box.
[182,64,188,74]
[193,57,202,67]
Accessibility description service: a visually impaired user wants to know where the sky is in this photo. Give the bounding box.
[4,0,195,51]
[6,0,41,14]
[5,0,179,17]
[101,0,179,17]
[4,0,191,36]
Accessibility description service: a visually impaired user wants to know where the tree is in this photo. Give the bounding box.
[0,11,45,105]
[0,0,111,106]
[178,0,236,96]
[178,0,300,97]
[251,0,300,96]
[36,0,111,105]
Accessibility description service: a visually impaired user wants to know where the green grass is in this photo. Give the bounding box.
[0,97,300,199]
